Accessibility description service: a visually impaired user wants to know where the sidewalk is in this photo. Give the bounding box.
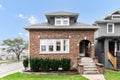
[0,62,23,78]
[0,67,23,78]
[82,74,106,80]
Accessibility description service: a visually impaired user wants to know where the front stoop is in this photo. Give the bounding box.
[77,57,104,74]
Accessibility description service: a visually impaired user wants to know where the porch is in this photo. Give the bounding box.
[107,39,120,70]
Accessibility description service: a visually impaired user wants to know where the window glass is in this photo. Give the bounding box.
[63,39,68,51]
[41,45,46,51]
[49,45,53,51]
[56,41,61,51]
[56,20,61,24]
[108,25,112,32]
[63,20,68,24]
[107,23,114,33]
[40,39,69,53]
[55,17,69,26]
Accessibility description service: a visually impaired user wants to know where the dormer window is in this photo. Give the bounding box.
[107,23,114,34]
[55,17,69,26]
[112,14,120,19]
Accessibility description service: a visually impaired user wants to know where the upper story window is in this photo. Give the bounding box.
[55,17,69,26]
[107,23,114,34]
[112,14,120,20]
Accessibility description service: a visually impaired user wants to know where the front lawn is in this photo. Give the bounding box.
[104,70,120,80]
[0,72,88,80]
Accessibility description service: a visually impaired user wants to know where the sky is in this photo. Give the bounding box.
[0,0,120,43]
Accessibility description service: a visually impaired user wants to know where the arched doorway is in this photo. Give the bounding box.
[79,40,91,57]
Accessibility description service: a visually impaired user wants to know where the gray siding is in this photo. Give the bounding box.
[95,40,105,64]
[96,23,120,38]
[114,23,120,35]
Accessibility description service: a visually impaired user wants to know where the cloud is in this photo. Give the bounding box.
[18,14,27,19]
[28,16,38,24]
[18,13,39,24]
[18,32,24,36]
[0,4,2,8]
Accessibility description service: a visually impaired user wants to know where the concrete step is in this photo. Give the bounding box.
[84,68,98,71]
[80,57,99,74]
[84,71,99,74]
[81,61,94,63]
[81,63,95,66]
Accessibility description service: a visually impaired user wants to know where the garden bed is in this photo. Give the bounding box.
[22,70,78,75]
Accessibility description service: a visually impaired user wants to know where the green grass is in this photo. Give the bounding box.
[0,72,88,80]
[104,70,120,80]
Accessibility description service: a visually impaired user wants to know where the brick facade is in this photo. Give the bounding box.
[29,29,95,68]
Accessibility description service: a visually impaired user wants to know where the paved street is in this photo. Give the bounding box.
[0,61,24,78]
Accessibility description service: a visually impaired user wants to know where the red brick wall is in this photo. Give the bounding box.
[29,29,95,68]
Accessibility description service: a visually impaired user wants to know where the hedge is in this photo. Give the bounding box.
[25,57,71,72]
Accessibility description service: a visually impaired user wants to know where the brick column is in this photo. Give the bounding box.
[93,57,98,64]
[78,64,84,74]
[96,63,104,74]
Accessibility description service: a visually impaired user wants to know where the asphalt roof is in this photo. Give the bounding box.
[95,9,120,23]
[24,22,98,30]
[95,19,120,23]
[45,11,79,16]
[96,34,120,40]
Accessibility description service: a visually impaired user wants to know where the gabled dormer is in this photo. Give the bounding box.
[104,9,120,20]
[45,11,79,26]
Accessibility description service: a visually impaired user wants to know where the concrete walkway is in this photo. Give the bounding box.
[0,61,24,78]
[82,74,106,80]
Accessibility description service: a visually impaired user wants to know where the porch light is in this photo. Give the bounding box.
[38,35,40,38]
[84,37,87,40]
[69,35,71,38]
[91,44,94,46]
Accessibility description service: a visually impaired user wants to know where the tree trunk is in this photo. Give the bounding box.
[16,54,20,61]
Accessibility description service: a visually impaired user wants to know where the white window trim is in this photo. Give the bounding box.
[55,17,69,26]
[112,14,120,20]
[107,23,114,34]
[40,39,70,54]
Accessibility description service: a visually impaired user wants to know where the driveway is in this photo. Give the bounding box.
[0,61,24,78]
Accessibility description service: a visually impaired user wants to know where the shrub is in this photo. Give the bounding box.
[41,58,50,72]
[30,57,41,72]
[61,58,71,71]
[23,58,29,70]
[29,57,71,72]
[50,59,60,71]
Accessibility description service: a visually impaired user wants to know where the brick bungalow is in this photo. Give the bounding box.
[24,11,98,68]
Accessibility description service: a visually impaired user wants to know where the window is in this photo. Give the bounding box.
[56,20,61,24]
[112,15,120,19]
[55,17,69,26]
[63,20,68,24]
[40,39,69,54]
[107,23,114,33]
[49,45,53,52]
[63,39,68,51]
[41,45,46,51]
[56,41,61,51]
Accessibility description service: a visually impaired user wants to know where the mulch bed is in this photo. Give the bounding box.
[22,70,79,75]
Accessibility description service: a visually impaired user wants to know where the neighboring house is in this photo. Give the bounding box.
[94,9,120,70]
[25,11,98,68]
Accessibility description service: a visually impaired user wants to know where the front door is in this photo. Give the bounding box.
[79,40,91,57]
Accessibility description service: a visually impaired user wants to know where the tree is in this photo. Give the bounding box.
[2,37,28,60]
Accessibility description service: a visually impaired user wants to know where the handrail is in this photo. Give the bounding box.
[108,52,117,70]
